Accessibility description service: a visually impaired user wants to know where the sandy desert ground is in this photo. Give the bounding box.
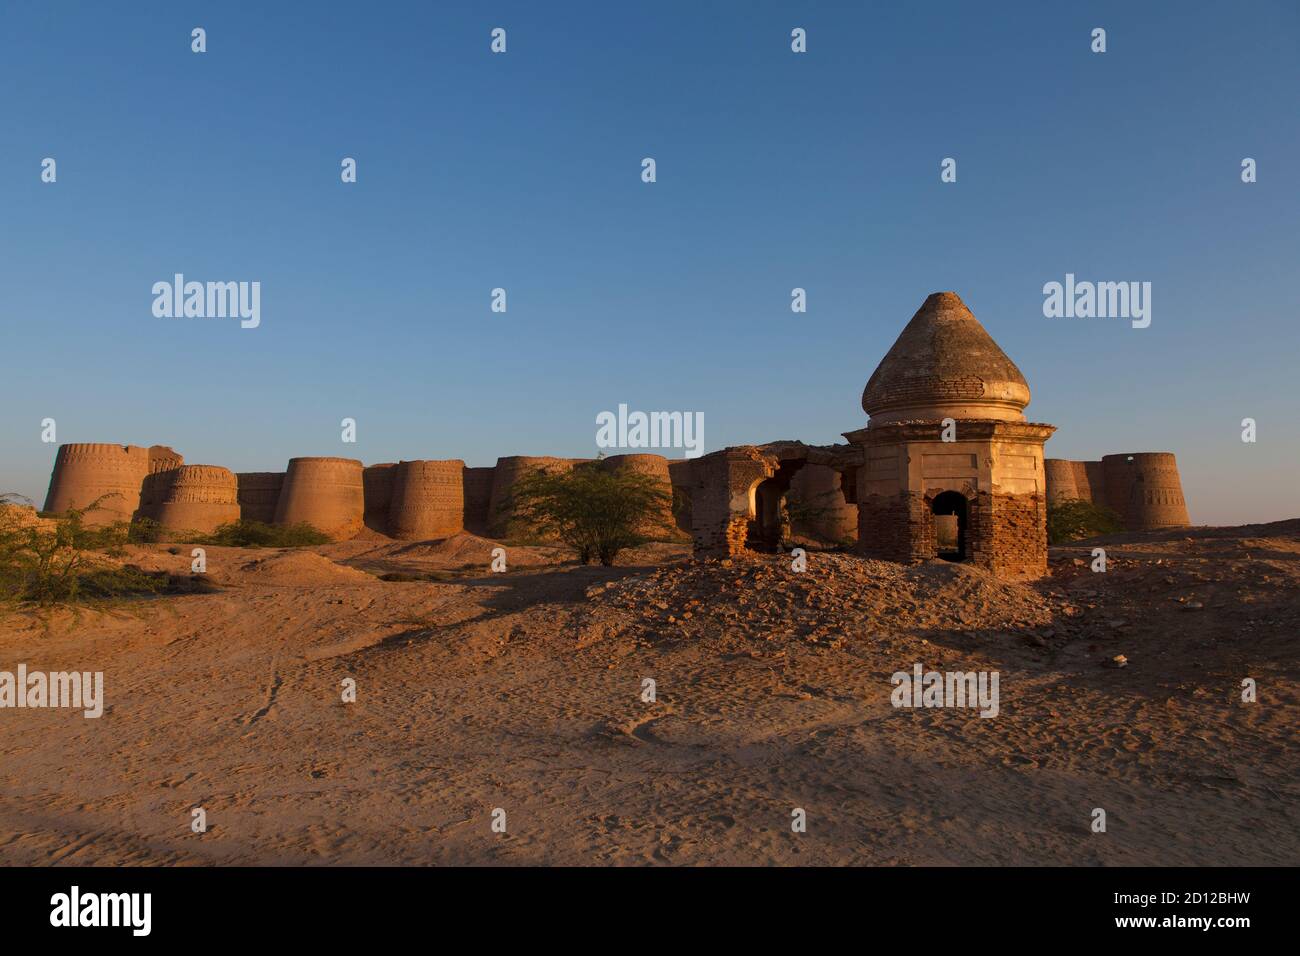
[0,522,1296,866]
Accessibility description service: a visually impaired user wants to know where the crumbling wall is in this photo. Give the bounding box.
[788,462,856,545]
[979,490,1047,579]
[274,457,364,540]
[388,459,465,540]
[667,459,695,534]
[689,448,774,556]
[857,491,932,564]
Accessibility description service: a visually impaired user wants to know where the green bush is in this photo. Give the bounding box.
[506,465,671,566]
[128,516,164,543]
[0,494,159,606]
[1047,498,1125,544]
[187,520,330,548]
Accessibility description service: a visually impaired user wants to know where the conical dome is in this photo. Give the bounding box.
[861,292,1030,424]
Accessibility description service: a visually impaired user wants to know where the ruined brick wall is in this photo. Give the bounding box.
[667,460,694,534]
[689,448,773,556]
[788,462,857,545]
[857,492,929,563]
[979,491,1047,579]
[857,488,1043,577]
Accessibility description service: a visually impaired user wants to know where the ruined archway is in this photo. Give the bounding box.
[747,476,787,551]
[745,459,807,552]
[931,490,968,561]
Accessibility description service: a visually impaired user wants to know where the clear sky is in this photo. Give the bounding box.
[2,1,1297,525]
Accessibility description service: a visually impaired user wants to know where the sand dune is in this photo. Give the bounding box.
[0,524,1295,865]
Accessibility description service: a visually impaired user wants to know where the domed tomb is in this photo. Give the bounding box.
[862,292,1030,424]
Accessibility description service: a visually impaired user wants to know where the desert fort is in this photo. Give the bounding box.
[3,291,1292,870]
[37,293,1189,575]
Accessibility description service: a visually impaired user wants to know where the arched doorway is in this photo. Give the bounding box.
[745,460,806,552]
[748,477,788,551]
[931,491,968,561]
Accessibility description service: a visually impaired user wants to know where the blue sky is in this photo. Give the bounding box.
[2,1,1297,525]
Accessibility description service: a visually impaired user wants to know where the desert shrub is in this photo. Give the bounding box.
[0,494,157,606]
[1047,498,1125,544]
[128,516,164,543]
[507,465,671,566]
[188,520,330,548]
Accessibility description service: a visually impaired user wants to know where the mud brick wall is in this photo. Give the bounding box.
[980,491,1048,579]
[274,457,365,541]
[788,462,857,544]
[858,492,926,563]
[362,463,398,533]
[236,472,285,523]
[141,465,241,534]
[43,443,152,527]
[1102,453,1189,529]
[689,449,773,556]
[388,459,465,540]
[461,466,495,535]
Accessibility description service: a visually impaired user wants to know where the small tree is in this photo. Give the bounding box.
[507,465,671,566]
[1047,498,1124,544]
[1,493,159,605]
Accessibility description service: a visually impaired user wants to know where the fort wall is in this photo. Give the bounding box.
[461,466,495,535]
[1045,453,1189,529]
[44,443,158,527]
[362,463,398,534]
[236,472,284,523]
[141,465,240,534]
[599,453,676,539]
[388,460,465,540]
[487,456,584,538]
[274,457,365,541]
